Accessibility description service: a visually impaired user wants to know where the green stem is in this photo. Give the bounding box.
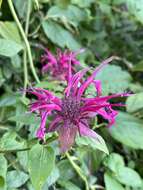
[66,152,89,190]
[7,0,40,83]
[23,0,31,96]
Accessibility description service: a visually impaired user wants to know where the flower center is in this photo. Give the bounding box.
[61,95,81,123]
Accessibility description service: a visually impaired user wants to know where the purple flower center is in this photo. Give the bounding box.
[60,95,81,123]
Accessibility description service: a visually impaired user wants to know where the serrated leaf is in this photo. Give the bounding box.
[76,134,109,154]
[0,39,23,57]
[96,65,132,95]
[109,112,143,149]
[28,144,55,190]
[42,20,80,50]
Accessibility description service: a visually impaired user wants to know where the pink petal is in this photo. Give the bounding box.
[36,111,49,139]
[77,57,115,98]
[93,80,102,96]
[30,104,61,112]
[47,116,62,132]
[58,123,77,153]
[78,122,98,139]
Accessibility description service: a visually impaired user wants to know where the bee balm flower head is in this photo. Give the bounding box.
[28,56,130,152]
[41,48,83,80]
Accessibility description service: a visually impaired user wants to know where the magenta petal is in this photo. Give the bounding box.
[77,57,115,98]
[47,116,62,132]
[30,104,61,112]
[36,111,49,139]
[97,108,118,127]
[93,80,102,96]
[58,123,77,153]
[78,122,98,139]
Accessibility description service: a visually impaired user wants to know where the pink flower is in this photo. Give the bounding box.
[41,48,83,80]
[28,56,130,152]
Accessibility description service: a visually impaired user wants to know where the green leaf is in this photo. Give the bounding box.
[17,151,28,171]
[0,22,22,44]
[126,93,143,113]
[76,133,109,154]
[0,39,23,57]
[0,155,7,190]
[0,132,25,150]
[0,68,5,87]
[42,20,80,50]
[28,144,55,190]
[96,65,132,95]
[13,0,28,19]
[0,0,2,8]
[104,153,124,173]
[116,167,142,187]
[71,0,95,8]
[126,0,143,24]
[132,60,143,71]
[9,113,40,125]
[104,172,125,190]
[58,180,81,190]
[42,167,59,189]
[6,170,29,188]
[47,5,88,27]
[57,160,75,181]
[109,112,143,149]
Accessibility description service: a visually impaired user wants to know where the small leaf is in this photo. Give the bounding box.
[126,93,143,113]
[109,112,143,149]
[76,134,109,154]
[104,153,124,173]
[104,172,125,190]
[0,155,7,190]
[6,170,29,188]
[0,39,23,57]
[42,20,80,50]
[116,167,142,187]
[28,144,55,190]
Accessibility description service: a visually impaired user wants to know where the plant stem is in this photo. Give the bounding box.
[23,0,31,96]
[7,0,40,83]
[66,152,89,190]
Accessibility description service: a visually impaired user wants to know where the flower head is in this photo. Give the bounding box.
[28,56,130,152]
[41,48,83,80]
